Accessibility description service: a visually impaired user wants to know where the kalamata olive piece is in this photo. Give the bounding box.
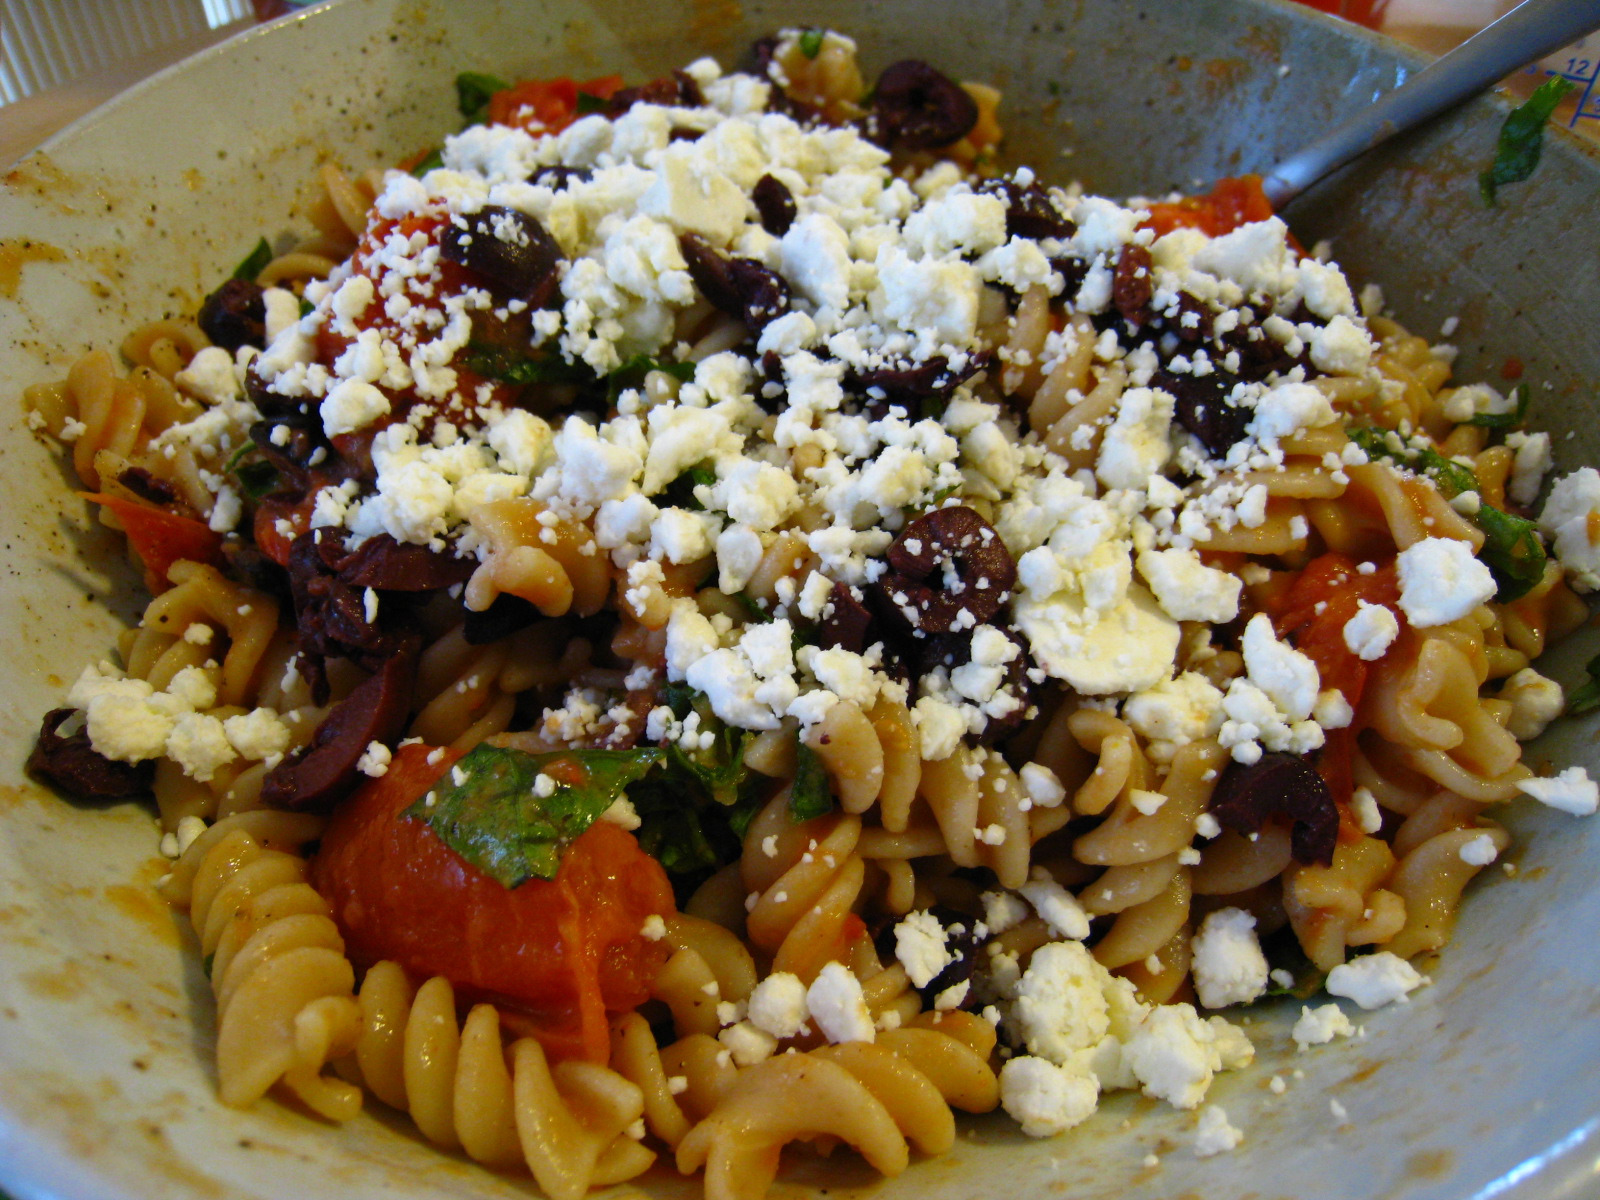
[198,277,266,352]
[439,205,563,306]
[875,506,1016,634]
[334,534,476,591]
[752,173,797,236]
[1208,750,1338,866]
[679,233,792,330]
[977,177,1074,241]
[1151,368,1252,457]
[605,70,705,114]
[818,581,875,653]
[116,466,179,506]
[1051,254,1092,298]
[850,351,992,408]
[866,60,978,150]
[1112,243,1153,326]
[28,709,154,799]
[261,645,416,812]
[1164,291,1215,343]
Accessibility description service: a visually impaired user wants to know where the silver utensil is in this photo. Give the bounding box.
[1264,0,1600,205]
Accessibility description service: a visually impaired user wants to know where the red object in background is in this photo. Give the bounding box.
[1289,0,1390,29]
[252,0,312,19]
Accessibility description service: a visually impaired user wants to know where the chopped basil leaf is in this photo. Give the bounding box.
[1349,426,1547,601]
[660,681,697,719]
[462,341,590,386]
[1565,655,1600,716]
[457,71,510,126]
[231,238,273,282]
[298,296,314,318]
[404,742,662,887]
[606,353,696,407]
[411,147,444,177]
[1473,502,1547,602]
[788,739,833,822]
[660,463,716,511]
[667,697,751,809]
[1464,383,1530,430]
[224,443,278,498]
[799,29,825,59]
[576,90,610,115]
[631,771,765,892]
[1260,928,1324,1000]
[732,591,774,623]
[1481,76,1576,205]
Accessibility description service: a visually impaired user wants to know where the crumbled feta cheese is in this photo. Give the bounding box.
[1540,468,1600,592]
[999,1056,1100,1137]
[1517,766,1599,816]
[1324,952,1428,1009]
[806,962,875,1043]
[747,972,809,1039]
[1190,908,1268,1009]
[1292,1003,1356,1049]
[1342,601,1399,661]
[1395,538,1496,627]
[1193,1104,1244,1157]
[1501,667,1564,741]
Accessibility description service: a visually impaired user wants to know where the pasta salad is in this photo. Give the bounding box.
[23,27,1600,1200]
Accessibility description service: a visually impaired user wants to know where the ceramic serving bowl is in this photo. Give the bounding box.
[2,2,1597,1198]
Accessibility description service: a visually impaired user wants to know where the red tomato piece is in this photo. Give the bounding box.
[81,492,223,589]
[313,743,675,1064]
[487,75,625,135]
[1143,174,1277,239]
[252,493,315,567]
[1270,551,1402,712]
[1268,553,1404,828]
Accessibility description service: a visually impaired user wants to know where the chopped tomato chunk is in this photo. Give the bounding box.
[487,75,625,135]
[1143,174,1276,239]
[1270,552,1402,711]
[313,743,675,1063]
[1269,553,1404,826]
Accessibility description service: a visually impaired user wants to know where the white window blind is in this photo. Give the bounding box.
[0,0,253,105]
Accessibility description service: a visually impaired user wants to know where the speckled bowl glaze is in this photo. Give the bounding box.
[2,3,1598,1198]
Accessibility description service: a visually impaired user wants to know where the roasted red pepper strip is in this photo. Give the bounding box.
[80,492,224,589]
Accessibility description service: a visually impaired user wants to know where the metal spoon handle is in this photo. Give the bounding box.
[1263,0,1600,206]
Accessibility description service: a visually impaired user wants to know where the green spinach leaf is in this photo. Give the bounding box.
[461,341,591,387]
[1566,655,1600,716]
[1349,426,1547,601]
[659,463,717,510]
[788,739,834,822]
[1481,76,1576,205]
[1473,502,1547,603]
[1463,383,1530,430]
[232,237,273,282]
[457,71,511,126]
[411,147,444,177]
[404,743,662,887]
[606,353,695,407]
[224,443,280,500]
[668,702,751,810]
